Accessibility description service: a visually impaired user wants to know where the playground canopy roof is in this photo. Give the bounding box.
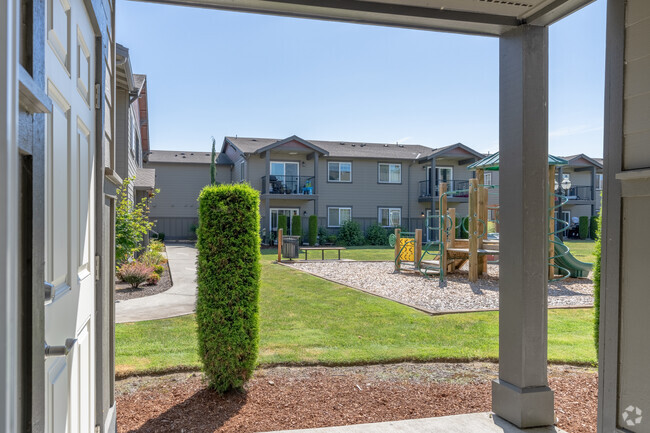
[467,152,569,171]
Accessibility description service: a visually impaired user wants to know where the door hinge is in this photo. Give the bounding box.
[95,84,101,109]
[95,255,100,281]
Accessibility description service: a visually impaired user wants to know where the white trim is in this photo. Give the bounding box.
[269,207,299,233]
[378,162,401,183]
[436,166,454,183]
[378,207,401,227]
[327,161,352,182]
[327,206,352,227]
[270,160,300,177]
[484,172,492,186]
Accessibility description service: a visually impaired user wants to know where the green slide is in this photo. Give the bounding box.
[553,236,593,278]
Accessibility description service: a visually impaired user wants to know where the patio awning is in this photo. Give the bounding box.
[467,152,568,171]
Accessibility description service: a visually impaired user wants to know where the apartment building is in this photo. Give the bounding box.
[555,154,604,226]
[145,135,487,240]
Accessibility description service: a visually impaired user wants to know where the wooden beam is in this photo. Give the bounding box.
[414,229,422,270]
[469,178,479,282]
[277,228,283,262]
[394,228,401,271]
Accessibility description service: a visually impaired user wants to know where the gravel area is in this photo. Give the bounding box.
[115,261,172,302]
[285,261,593,313]
[116,362,597,433]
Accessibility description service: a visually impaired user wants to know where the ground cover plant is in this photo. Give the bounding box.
[116,244,597,376]
[196,184,261,392]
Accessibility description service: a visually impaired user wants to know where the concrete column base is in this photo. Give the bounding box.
[492,379,555,428]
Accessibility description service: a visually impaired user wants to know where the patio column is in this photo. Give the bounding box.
[313,152,319,220]
[492,24,554,428]
[429,158,436,221]
[265,151,270,235]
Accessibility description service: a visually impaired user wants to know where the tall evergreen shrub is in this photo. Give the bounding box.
[594,208,602,354]
[579,216,589,239]
[308,215,318,245]
[196,184,261,392]
[277,214,288,236]
[590,215,599,240]
[291,214,302,239]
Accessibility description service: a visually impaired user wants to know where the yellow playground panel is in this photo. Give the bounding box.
[399,237,415,262]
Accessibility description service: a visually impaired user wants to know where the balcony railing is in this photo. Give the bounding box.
[262,175,315,195]
[556,185,593,201]
[419,179,470,199]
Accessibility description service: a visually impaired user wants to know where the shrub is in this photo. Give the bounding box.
[115,177,159,265]
[326,234,337,244]
[277,214,288,235]
[590,216,599,240]
[153,264,165,275]
[366,223,389,246]
[337,220,365,246]
[317,227,328,245]
[308,215,318,246]
[146,273,161,285]
[157,232,165,241]
[196,184,261,393]
[148,239,165,254]
[594,209,602,354]
[291,214,302,239]
[117,262,154,289]
[141,249,166,267]
[458,217,469,239]
[190,223,199,239]
[579,216,589,239]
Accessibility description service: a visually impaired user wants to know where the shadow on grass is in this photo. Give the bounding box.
[129,387,247,433]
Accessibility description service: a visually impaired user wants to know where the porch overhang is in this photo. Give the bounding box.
[135,0,594,36]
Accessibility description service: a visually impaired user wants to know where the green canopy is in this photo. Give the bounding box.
[467,152,568,171]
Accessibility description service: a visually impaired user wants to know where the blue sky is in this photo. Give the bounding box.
[116,0,606,157]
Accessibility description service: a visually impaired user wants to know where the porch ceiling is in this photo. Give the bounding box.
[137,0,594,36]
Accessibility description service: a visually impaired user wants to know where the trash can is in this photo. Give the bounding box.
[281,236,300,259]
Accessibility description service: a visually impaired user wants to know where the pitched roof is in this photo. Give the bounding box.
[133,74,146,92]
[560,154,603,169]
[224,136,438,160]
[134,168,156,189]
[146,150,233,165]
[467,152,569,171]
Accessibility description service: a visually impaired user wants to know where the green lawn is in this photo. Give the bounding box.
[563,239,596,263]
[116,244,597,376]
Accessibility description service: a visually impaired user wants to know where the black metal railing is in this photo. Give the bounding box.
[262,175,315,195]
[418,179,470,199]
[556,185,593,201]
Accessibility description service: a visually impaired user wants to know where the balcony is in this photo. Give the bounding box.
[418,179,470,201]
[261,175,316,197]
[556,185,593,202]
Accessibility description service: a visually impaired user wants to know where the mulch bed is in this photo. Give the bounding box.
[116,362,597,433]
[115,261,172,301]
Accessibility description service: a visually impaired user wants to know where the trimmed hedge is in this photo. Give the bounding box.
[308,215,318,246]
[594,209,602,354]
[277,214,288,236]
[291,214,302,238]
[590,216,599,240]
[196,184,261,392]
[579,216,589,240]
[366,223,389,246]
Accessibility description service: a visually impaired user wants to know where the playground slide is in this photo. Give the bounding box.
[553,236,592,278]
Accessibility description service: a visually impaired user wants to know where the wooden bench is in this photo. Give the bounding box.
[301,246,346,260]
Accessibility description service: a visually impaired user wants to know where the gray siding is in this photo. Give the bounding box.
[145,161,232,239]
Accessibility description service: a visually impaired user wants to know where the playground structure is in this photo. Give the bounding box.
[392,153,593,283]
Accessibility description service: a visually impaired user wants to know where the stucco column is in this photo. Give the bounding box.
[492,24,554,428]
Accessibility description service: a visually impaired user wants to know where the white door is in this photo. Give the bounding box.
[44,0,96,431]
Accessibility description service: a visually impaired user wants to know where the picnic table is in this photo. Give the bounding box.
[301,246,346,260]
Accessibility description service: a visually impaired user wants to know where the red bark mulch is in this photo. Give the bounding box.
[116,363,597,433]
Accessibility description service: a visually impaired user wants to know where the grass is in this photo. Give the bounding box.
[563,239,596,263]
[116,244,597,376]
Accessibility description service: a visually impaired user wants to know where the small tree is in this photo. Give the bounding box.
[308,215,318,246]
[277,214,288,236]
[579,216,589,240]
[210,137,217,186]
[366,223,388,246]
[115,177,158,266]
[590,215,599,240]
[291,214,302,239]
[196,184,261,392]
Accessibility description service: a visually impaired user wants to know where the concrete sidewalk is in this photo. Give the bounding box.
[116,243,197,323]
[265,413,566,433]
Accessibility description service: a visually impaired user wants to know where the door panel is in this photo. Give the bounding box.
[44,0,96,429]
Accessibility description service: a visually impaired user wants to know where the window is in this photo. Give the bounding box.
[379,208,401,227]
[484,172,492,185]
[378,163,401,183]
[240,160,245,181]
[270,208,299,232]
[328,207,351,227]
[596,173,603,190]
[328,162,352,182]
